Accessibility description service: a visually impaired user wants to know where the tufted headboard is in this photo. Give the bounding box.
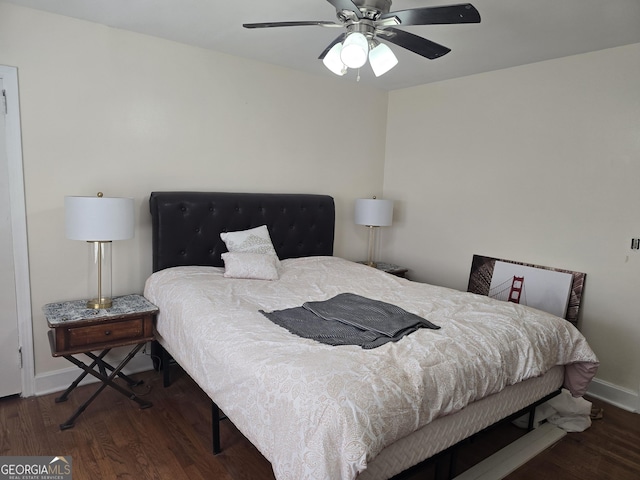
[149,192,335,272]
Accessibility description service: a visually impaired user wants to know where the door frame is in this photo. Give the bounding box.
[1,65,35,397]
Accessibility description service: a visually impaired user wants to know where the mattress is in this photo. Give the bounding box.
[144,256,598,480]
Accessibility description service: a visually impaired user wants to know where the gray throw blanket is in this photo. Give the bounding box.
[260,293,440,349]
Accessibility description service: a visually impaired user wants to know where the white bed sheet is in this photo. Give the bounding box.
[144,256,598,480]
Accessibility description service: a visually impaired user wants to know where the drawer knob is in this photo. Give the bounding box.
[104,330,111,336]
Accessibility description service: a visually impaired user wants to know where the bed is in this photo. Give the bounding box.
[143,191,599,480]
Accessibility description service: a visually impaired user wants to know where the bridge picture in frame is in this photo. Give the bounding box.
[467,255,586,325]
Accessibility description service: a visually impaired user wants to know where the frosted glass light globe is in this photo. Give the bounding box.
[369,42,398,77]
[323,43,347,76]
[340,32,368,69]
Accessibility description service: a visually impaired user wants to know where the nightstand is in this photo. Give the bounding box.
[44,294,158,430]
[359,261,409,278]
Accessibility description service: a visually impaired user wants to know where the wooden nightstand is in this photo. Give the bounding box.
[44,294,158,430]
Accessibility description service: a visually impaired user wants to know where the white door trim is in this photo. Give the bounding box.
[1,65,35,397]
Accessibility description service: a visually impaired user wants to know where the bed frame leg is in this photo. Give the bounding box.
[162,346,171,388]
[433,448,456,480]
[212,401,222,454]
[434,457,443,479]
[448,448,457,479]
[151,340,163,371]
[527,405,537,431]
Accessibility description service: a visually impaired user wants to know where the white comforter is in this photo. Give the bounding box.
[144,256,598,480]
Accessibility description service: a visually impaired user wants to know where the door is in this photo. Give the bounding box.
[0,78,22,397]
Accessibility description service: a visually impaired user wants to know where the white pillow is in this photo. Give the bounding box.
[220,225,280,264]
[221,252,279,280]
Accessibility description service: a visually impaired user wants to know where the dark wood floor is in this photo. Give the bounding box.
[1,367,638,480]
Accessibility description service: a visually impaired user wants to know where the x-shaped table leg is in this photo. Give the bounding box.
[57,343,152,430]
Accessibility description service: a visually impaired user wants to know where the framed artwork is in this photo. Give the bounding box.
[467,255,586,325]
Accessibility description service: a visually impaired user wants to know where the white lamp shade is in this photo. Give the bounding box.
[65,195,135,241]
[354,198,394,227]
[340,32,369,69]
[323,43,347,76]
[369,43,398,77]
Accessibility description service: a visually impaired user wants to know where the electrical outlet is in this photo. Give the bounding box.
[631,238,640,250]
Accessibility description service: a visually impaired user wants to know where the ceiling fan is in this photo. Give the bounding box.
[243,0,480,78]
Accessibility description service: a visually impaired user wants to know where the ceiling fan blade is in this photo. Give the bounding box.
[318,33,347,60]
[377,28,451,60]
[380,3,480,26]
[326,0,363,19]
[243,20,341,29]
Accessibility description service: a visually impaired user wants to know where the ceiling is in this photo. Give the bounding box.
[4,0,640,90]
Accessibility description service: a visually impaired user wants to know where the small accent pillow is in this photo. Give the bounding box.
[220,225,280,265]
[221,252,279,281]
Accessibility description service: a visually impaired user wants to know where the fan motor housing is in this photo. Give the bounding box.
[353,0,393,18]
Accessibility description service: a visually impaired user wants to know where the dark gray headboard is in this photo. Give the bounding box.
[149,192,335,272]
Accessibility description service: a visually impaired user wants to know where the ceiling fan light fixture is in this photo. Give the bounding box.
[323,42,347,76]
[340,32,369,69]
[245,2,482,82]
[368,42,398,77]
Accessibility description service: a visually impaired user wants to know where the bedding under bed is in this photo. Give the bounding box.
[144,255,598,480]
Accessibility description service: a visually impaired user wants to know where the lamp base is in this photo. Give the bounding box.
[87,241,113,310]
[365,225,379,269]
[86,297,113,309]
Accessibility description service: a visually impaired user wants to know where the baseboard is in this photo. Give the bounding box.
[587,378,639,413]
[34,349,155,396]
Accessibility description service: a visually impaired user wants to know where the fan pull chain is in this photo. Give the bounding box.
[356,68,361,82]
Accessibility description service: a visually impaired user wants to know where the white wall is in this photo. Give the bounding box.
[384,43,640,408]
[0,3,388,378]
[3,2,639,409]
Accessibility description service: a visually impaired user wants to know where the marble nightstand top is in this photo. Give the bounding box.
[44,294,158,326]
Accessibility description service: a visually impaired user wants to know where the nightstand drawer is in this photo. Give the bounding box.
[66,318,145,348]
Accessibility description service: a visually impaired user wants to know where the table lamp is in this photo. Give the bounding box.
[355,197,394,267]
[65,192,135,309]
